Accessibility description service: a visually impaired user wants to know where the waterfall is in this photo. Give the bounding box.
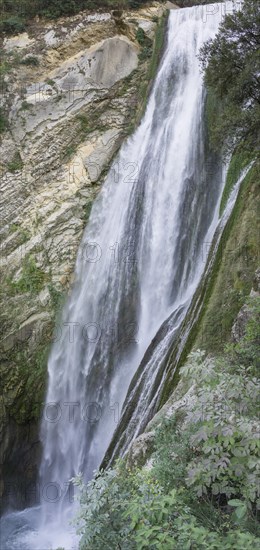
[40,0,224,524]
[0,4,235,550]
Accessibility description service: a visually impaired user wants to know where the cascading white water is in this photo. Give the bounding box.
[0,4,239,549]
[39,0,225,532]
[40,1,224,506]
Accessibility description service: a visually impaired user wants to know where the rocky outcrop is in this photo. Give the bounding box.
[126,382,195,469]
[231,268,260,343]
[0,2,166,511]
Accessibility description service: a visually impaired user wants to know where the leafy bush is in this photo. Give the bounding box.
[136,27,146,46]
[138,45,152,61]
[199,0,260,155]
[7,151,24,172]
[181,351,260,514]
[10,256,46,295]
[136,27,153,61]
[75,464,260,549]
[0,0,152,31]
[20,55,40,66]
[0,16,26,34]
[0,108,8,134]
[76,301,260,547]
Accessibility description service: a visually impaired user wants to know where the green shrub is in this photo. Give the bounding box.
[200,0,260,155]
[136,27,146,46]
[175,0,219,6]
[0,1,153,33]
[0,108,8,134]
[75,463,260,549]
[76,302,260,548]
[20,55,40,67]
[128,0,149,7]
[181,351,260,516]
[0,16,26,34]
[10,256,47,295]
[135,27,153,62]
[7,151,24,172]
[76,113,91,135]
[152,413,193,492]
[138,45,152,61]
[0,60,12,77]
[20,100,32,111]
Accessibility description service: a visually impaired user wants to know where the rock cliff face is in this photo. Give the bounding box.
[0,2,166,510]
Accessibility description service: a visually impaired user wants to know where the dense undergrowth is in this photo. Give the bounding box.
[74,297,260,549]
[0,1,221,35]
[0,0,153,34]
[200,0,260,158]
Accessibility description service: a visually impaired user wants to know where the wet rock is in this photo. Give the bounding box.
[127,432,156,469]
[231,304,252,343]
[231,268,260,343]
[252,267,260,294]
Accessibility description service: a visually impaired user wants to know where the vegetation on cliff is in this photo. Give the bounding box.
[195,0,260,352]
[0,1,223,34]
[194,161,259,354]
[75,300,260,549]
[199,0,260,157]
[0,0,153,33]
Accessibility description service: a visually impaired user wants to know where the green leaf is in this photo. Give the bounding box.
[228,499,243,507]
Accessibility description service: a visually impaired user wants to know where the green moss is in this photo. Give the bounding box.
[48,284,65,318]
[63,144,77,160]
[46,78,56,87]
[147,13,166,81]
[9,223,30,243]
[0,60,12,77]
[219,150,255,215]
[7,151,24,173]
[0,107,8,134]
[5,341,49,424]
[20,55,39,67]
[130,12,168,131]
[195,162,259,353]
[82,200,93,224]
[20,100,32,111]
[158,161,259,407]
[117,69,138,97]
[0,15,26,35]
[76,113,91,136]
[10,256,48,296]
[205,87,222,146]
